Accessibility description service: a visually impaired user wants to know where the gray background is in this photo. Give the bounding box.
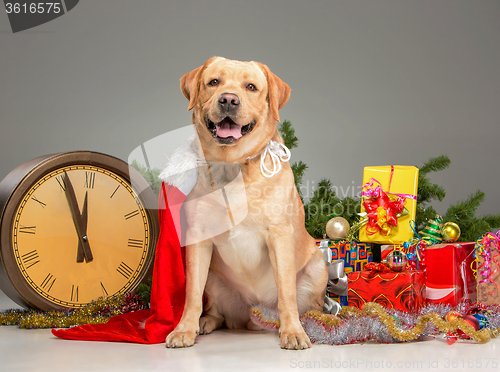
[1,0,499,216]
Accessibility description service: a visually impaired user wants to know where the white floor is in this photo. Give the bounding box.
[2,291,500,372]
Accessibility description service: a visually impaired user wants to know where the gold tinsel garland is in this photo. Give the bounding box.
[361,302,496,343]
[251,302,500,344]
[0,295,137,329]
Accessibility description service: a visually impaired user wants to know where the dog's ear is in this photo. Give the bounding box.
[258,63,291,123]
[180,57,218,111]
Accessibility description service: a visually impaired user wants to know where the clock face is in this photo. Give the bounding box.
[6,163,153,308]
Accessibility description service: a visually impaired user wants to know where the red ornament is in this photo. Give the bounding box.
[457,315,481,339]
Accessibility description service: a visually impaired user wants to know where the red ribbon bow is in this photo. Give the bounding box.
[362,178,405,236]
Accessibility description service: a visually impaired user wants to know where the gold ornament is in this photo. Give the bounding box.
[442,222,461,243]
[326,217,350,240]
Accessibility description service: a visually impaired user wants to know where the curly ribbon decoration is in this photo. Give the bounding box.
[361,166,416,237]
[403,221,429,278]
[319,240,348,316]
[475,231,500,296]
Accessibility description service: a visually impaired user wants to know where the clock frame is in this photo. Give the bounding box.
[0,151,158,311]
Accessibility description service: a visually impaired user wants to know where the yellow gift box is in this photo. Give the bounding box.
[359,165,419,244]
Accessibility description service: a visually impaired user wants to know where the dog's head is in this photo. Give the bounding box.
[180,57,291,163]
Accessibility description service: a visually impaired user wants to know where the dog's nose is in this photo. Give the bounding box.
[218,93,240,112]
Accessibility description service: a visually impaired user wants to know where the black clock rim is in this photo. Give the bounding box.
[0,151,158,311]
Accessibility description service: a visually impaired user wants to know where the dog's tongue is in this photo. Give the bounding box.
[216,119,242,139]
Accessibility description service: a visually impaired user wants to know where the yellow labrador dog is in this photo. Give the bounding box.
[166,57,328,349]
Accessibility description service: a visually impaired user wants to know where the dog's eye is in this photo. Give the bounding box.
[246,84,258,92]
[208,79,219,87]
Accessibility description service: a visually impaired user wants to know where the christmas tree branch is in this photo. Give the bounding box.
[419,154,451,175]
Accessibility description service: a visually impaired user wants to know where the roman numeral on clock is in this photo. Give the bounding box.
[31,195,46,208]
[124,210,139,220]
[100,281,108,297]
[71,285,79,302]
[41,273,56,292]
[19,225,36,234]
[85,172,96,189]
[56,175,66,191]
[21,250,40,269]
[117,262,133,279]
[110,185,120,198]
[128,238,143,248]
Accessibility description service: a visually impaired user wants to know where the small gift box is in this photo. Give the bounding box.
[425,242,477,306]
[359,165,419,244]
[315,240,373,273]
[476,233,500,305]
[347,270,426,312]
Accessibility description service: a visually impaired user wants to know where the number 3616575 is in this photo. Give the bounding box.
[5,3,62,14]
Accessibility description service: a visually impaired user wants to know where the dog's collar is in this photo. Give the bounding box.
[247,140,291,178]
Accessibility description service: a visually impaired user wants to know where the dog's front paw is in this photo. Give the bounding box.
[166,330,198,348]
[199,315,222,335]
[279,329,312,350]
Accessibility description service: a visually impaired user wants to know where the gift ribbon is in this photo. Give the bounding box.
[475,231,500,296]
[326,260,349,297]
[404,221,429,277]
[361,180,404,236]
[319,240,348,315]
[323,297,342,316]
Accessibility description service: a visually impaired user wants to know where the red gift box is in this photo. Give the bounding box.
[425,243,477,306]
[347,270,426,312]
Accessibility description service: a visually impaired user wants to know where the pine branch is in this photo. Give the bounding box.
[291,161,307,186]
[291,161,308,198]
[416,205,439,231]
[482,214,500,228]
[278,120,299,149]
[419,155,451,175]
[460,218,491,242]
[442,190,488,241]
[417,176,446,204]
[444,190,485,223]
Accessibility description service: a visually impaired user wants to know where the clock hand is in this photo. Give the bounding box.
[63,171,93,262]
[76,191,88,263]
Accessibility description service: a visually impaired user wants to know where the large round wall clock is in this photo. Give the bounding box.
[0,151,158,311]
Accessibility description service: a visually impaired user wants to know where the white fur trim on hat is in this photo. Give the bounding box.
[159,136,199,195]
